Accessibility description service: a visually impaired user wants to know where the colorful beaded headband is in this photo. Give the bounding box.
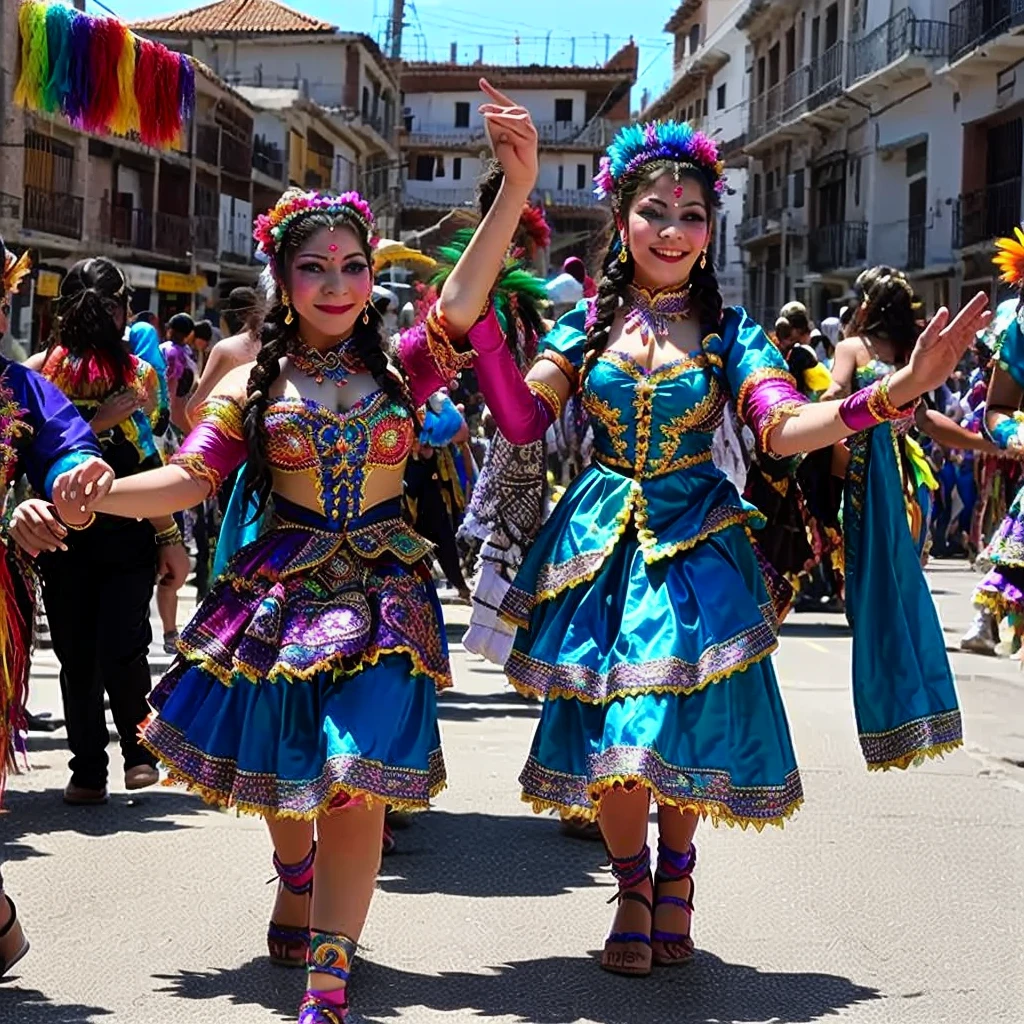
[994,225,1024,289]
[593,121,726,202]
[253,190,376,274]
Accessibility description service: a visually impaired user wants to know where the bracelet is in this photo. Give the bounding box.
[838,376,915,433]
[528,379,563,420]
[64,512,96,531]
[425,303,475,386]
[154,524,184,547]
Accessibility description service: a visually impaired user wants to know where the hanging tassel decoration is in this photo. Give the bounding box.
[109,26,140,136]
[43,3,76,115]
[152,43,183,147]
[65,7,94,127]
[83,14,125,133]
[13,1,50,111]
[134,39,162,147]
[177,52,195,126]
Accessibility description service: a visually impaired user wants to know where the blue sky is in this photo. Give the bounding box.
[86,0,680,106]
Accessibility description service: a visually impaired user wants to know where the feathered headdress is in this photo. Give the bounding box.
[518,203,551,252]
[2,247,31,298]
[253,190,376,280]
[593,120,726,203]
[993,226,1024,290]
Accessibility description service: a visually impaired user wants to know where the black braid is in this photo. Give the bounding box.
[242,304,288,520]
[582,240,632,381]
[687,257,725,334]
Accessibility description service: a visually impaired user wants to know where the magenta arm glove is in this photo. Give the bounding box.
[467,308,559,445]
[740,376,808,452]
[168,397,248,496]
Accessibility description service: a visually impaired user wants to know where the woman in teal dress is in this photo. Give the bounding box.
[461,122,985,977]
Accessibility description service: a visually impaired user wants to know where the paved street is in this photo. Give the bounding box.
[2,559,1022,1024]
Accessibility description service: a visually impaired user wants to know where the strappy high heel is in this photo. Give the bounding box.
[0,895,29,977]
[268,845,315,968]
[298,930,356,1023]
[600,844,653,977]
[651,840,696,966]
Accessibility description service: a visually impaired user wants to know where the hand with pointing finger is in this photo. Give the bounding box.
[478,78,538,192]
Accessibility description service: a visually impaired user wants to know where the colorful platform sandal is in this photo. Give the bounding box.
[651,840,696,967]
[268,845,315,968]
[298,930,356,1023]
[0,895,29,977]
[600,843,653,977]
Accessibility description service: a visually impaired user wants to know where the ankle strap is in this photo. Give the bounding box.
[657,840,696,876]
[272,844,316,894]
[609,844,650,890]
[307,930,357,983]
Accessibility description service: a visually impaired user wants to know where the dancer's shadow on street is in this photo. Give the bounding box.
[0,984,112,1023]
[378,810,607,898]
[436,689,541,722]
[155,950,881,1024]
[0,785,214,864]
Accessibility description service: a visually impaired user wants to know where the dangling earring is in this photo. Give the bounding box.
[281,288,294,325]
[618,236,629,264]
[362,304,371,325]
[699,249,707,270]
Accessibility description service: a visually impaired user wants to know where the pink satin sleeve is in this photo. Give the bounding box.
[741,377,807,453]
[169,404,247,496]
[467,308,555,445]
[396,323,454,406]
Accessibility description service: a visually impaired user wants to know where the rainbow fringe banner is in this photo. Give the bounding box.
[13,0,196,150]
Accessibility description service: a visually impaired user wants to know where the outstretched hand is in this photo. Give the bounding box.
[906,292,992,395]
[478,78,538,192]
[52,456,115,526]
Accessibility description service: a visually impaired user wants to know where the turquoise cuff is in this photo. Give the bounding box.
[990,419,1020,451]
[44,449,94,499]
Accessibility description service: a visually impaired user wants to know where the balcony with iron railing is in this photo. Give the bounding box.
[868,216,930,270]
[747,67,808,145]
[953,178,1022,249]
[403,185,478,209]
[848,10,949,87]
[196,123,220,166]
[97,201,154,251]
[253,140,285,182]
[194,215,220,255]
[405,117,612,150]
[948,0,1024,62]
[221,132,254,179]
[806,41,844,111]
[304,151,335,191]
[737,188,784,246]
[23,186,83,239]
[809,221,868,271]
[153,211,191,258]
[542,189,602,209]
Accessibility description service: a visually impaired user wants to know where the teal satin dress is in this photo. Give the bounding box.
[502,307,802,828]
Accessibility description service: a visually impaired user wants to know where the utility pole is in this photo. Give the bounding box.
[388,0,405,61]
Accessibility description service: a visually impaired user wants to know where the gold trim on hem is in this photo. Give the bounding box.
[521,784,803,832]
[865,738,963,772]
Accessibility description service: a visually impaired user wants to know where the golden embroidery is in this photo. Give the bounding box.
[735,366,798,416]
[535,350,580,390]
[170,451,224,495]
[582,390,629,462]
[195,396,245,441]
[528,379,563,420]
[756,400,804,453]
[426,303,475,384]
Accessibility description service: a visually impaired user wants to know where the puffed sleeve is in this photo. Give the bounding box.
[169,394,247,496]
[395,305,476,406]
[534,301,588,390]
[3,361,102,499]
[710,306,807,452]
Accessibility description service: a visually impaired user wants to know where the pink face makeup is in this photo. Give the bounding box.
[288,224,371,340]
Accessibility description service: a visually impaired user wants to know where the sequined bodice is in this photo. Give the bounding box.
[583,349,725,478]
[264,390,414,523]
[854,358,894,389]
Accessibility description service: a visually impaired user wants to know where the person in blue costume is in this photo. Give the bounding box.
[459,121,987,977]
[961,232,1024,653]
[0,236,114,977]
[54,80,542,1024]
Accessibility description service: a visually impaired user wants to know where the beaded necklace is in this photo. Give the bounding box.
[623,284,691,344]
[289,336,364,388]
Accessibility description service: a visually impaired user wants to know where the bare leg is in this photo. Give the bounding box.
[265,816,315,966]
[598,785,653,975]
[157,586,178,642]
[652,805,699,965]
[306,800,385,997]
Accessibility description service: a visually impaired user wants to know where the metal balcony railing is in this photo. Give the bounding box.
[848,11,949,83]
[809,221,868,271]
[748,66,809,142]
[194,215,219,255]
[544,189,601,208]
[403,186,478,209]
[253,143,285,181]
[221,132,254,179]
[949,0,1024,61]
[807,41,844,110]
[23,186,83,239]
[953,178,1022,248]
[153,211,191,258]
[196,123,220,165]
[98,201,153,250]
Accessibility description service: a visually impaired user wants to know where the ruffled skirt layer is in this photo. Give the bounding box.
[141,513,450,818]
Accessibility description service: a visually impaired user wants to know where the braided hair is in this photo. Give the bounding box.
[851,265,923,366]
[242,197,414,519]
[51,257,133,387]
[582,160,723,379]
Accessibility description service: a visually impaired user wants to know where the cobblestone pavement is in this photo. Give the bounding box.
[1,560,1022,1023]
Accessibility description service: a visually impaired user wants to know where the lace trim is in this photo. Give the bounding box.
[519,751,803,831]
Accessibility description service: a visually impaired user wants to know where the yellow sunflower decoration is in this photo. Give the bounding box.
[993,226,1024,287]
